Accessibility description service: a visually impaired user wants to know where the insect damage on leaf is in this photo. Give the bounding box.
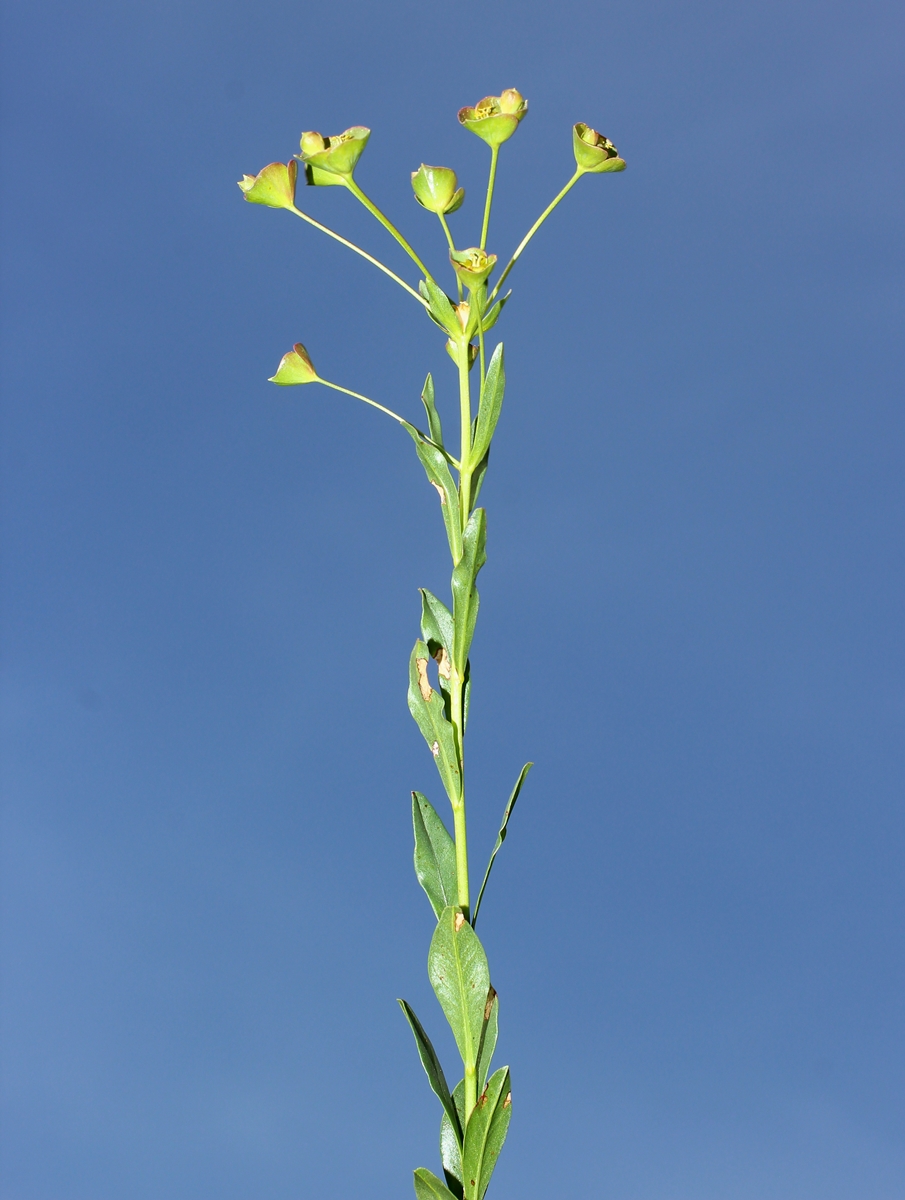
[503,1092,511,1108]
[434,646,452,680]
[484,987,497,1020]
[431,740,440,757]
[417,656,433,701]
[431,481,447,505]
[454,912,466,932]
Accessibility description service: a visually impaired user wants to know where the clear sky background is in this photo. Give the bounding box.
[1,1,903,1197]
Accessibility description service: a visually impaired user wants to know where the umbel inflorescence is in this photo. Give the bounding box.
[239,90,625,1200]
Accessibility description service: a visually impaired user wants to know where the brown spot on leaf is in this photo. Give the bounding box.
[484,987,497,1021]
[431,740,440,757]
[434,646,452,680]
[503,1091,511,1108]
[430,481,447,505]
[416,657,432,701]
[454,912,466,932]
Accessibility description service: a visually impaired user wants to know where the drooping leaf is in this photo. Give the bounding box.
[408,641,461,804]
[412,792,458,919]
[414,1167,461,1200]
[440,1079,466,1198]
[471,344,504,466]
[428,906,490,1068]
[421,373,444,448]
[474,987,498,1092]
[450,509,487,671]
[403,423,462,561]
[461,1066,512,1200]
[398,999,462,1144]
[472,763,533,927]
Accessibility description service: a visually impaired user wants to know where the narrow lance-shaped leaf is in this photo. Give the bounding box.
[408,641,461,804]
[428,906,490,1072]
[440,1079,466,1198]
[420,588,455,716]
[414,1167,461,1200]
[398,999,463,1145]
[412,792,458,919]
[461,1066,512,1200]
[474,987,498,1092]
[470,343,504,466]
[420,373,444,448]
[472,763,533,927]
[450,509,487,671]
[419,279,461,338]
[403,422,462,562]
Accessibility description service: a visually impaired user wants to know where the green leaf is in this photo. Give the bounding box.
[408,642,461,804]
[428,906,490,1070]
[472,763,533,927]
[412,792,458,919]
[475,987,498,1092]
[451,509,487,670]
[461,1066,512,1200]
[414,1167,461,1200]
[480,291,510,334]
[403,423,462,562]
[421,373,444,448]
[471,344,504,466]
[470,449,489,508]
[440,1079,466,1198]
[420,590,454,658]
[398,999,463,1144]
[420,279,461,337]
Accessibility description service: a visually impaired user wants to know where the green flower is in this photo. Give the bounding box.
[237,160,298,210]
[411,164,465,215]
[450,247,497,288]
[268,343,319,385]
[458,89,528,148]
[572,124,626,173]
[297,126,370,185]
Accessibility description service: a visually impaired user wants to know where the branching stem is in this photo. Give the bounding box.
[488,168,584,302]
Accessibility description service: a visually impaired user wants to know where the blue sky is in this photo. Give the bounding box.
[2,1,903,1197]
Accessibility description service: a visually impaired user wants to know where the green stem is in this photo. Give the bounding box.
[289,206,426,306]
[488,168,584,303]
[456,341,474,522]
[318,381,456,466]
[438,213,463,301]
[480,146,499,251]
[345,178,434,281]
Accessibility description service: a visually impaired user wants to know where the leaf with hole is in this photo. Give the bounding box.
[408,642,461,804]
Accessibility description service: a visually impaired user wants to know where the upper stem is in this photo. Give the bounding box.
[488,168,584,303]
[480,146,500,252]
[344,178,434,281]
[289,206,426,306]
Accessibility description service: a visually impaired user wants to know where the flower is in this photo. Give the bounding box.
[297,126,370,184]
[449,247,497,288]
[572,124,626,173]
[411,164,465,214]
[458,89,528,148]
[237,160,298,210]
[268,343,319,385]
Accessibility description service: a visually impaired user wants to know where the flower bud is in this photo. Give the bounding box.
[411,164,465,215]
[268,343,319,385]
[297,126,371,183]
[572,123,626,173]
[450,247,497,288]
[458,89,528,148]
[237,160,298,210]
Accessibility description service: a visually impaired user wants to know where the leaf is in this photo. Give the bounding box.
[450,509,487,670]
[421,373,444,448]
[440,1079,466,1197]
[461,1066,512,1200]
[474,987,498,1092]
[412,792,458,919]
[420,279,461,337]
[420,589,454,658]
[414,1167,461,1200]
[408,641,461,804]
[480,291,510,334]
[470,448,489,508]
[471,344,504,466]
[472,763,533,927]
[428,906,490,1069]
[404,423,462,562]
[398,999,463,1144]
